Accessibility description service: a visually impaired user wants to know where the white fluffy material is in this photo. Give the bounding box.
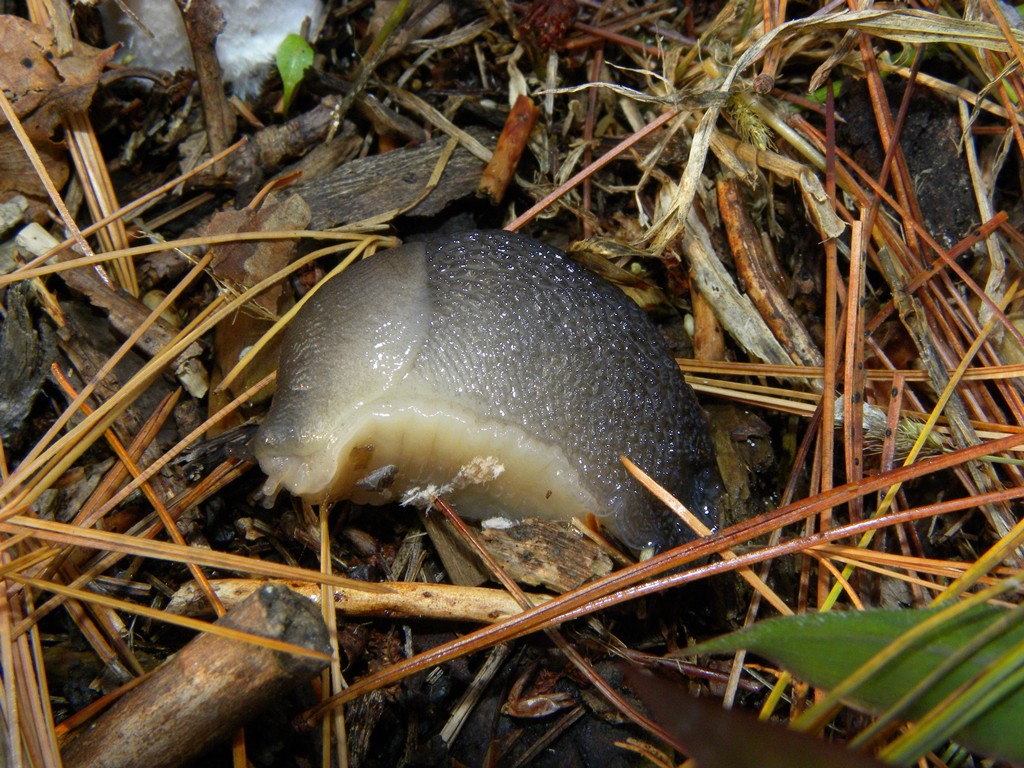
[101,0,322,97]
[399,457,506,509]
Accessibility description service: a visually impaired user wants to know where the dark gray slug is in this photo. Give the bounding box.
[254,230,723,551]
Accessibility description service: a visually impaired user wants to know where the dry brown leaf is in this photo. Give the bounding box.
[0,15,115,136]
[207,193,310,425]
[0,15,116,200]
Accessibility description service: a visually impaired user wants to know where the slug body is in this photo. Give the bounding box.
[254,231,722,551]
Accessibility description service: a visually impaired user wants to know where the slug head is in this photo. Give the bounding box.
[255,243,430,500]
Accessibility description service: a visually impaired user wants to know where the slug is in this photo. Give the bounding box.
[254,230,723,551]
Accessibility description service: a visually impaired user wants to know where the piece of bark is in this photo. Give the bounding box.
[421,509,492,586]
[716,176,823,368]
[478,518,612,593]
[0,283,55,445]
[680,208,795,369]
[61,583,331,768]
[227,95,358,200]
[0,194,28,237]
[55,302,180,494]
[355,93,427,143]
[478,94,538,204]
[690,268,726,361]
[63,262,207,397]
[295,127,494,229]
[422,513,611,592]
[174,0,235,176]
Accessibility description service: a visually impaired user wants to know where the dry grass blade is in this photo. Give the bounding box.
[0,517,390,602]
[64,110,136,294]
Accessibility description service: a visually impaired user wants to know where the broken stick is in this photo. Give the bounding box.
[61,583,332,768]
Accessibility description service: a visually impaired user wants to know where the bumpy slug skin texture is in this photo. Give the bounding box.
[254,230,723,552]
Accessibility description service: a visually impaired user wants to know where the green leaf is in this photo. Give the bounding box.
[276,34,314,114]
[624,666,887,768]
[683,605,1024,764]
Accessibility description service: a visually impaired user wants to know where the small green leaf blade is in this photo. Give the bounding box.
[683,605,1024,763]
[276,34,314,114]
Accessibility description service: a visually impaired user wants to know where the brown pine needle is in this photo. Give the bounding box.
[620,456,793,616]
[9,573,332,662]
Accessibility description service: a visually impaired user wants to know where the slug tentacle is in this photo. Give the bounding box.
[254,230,723,552]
